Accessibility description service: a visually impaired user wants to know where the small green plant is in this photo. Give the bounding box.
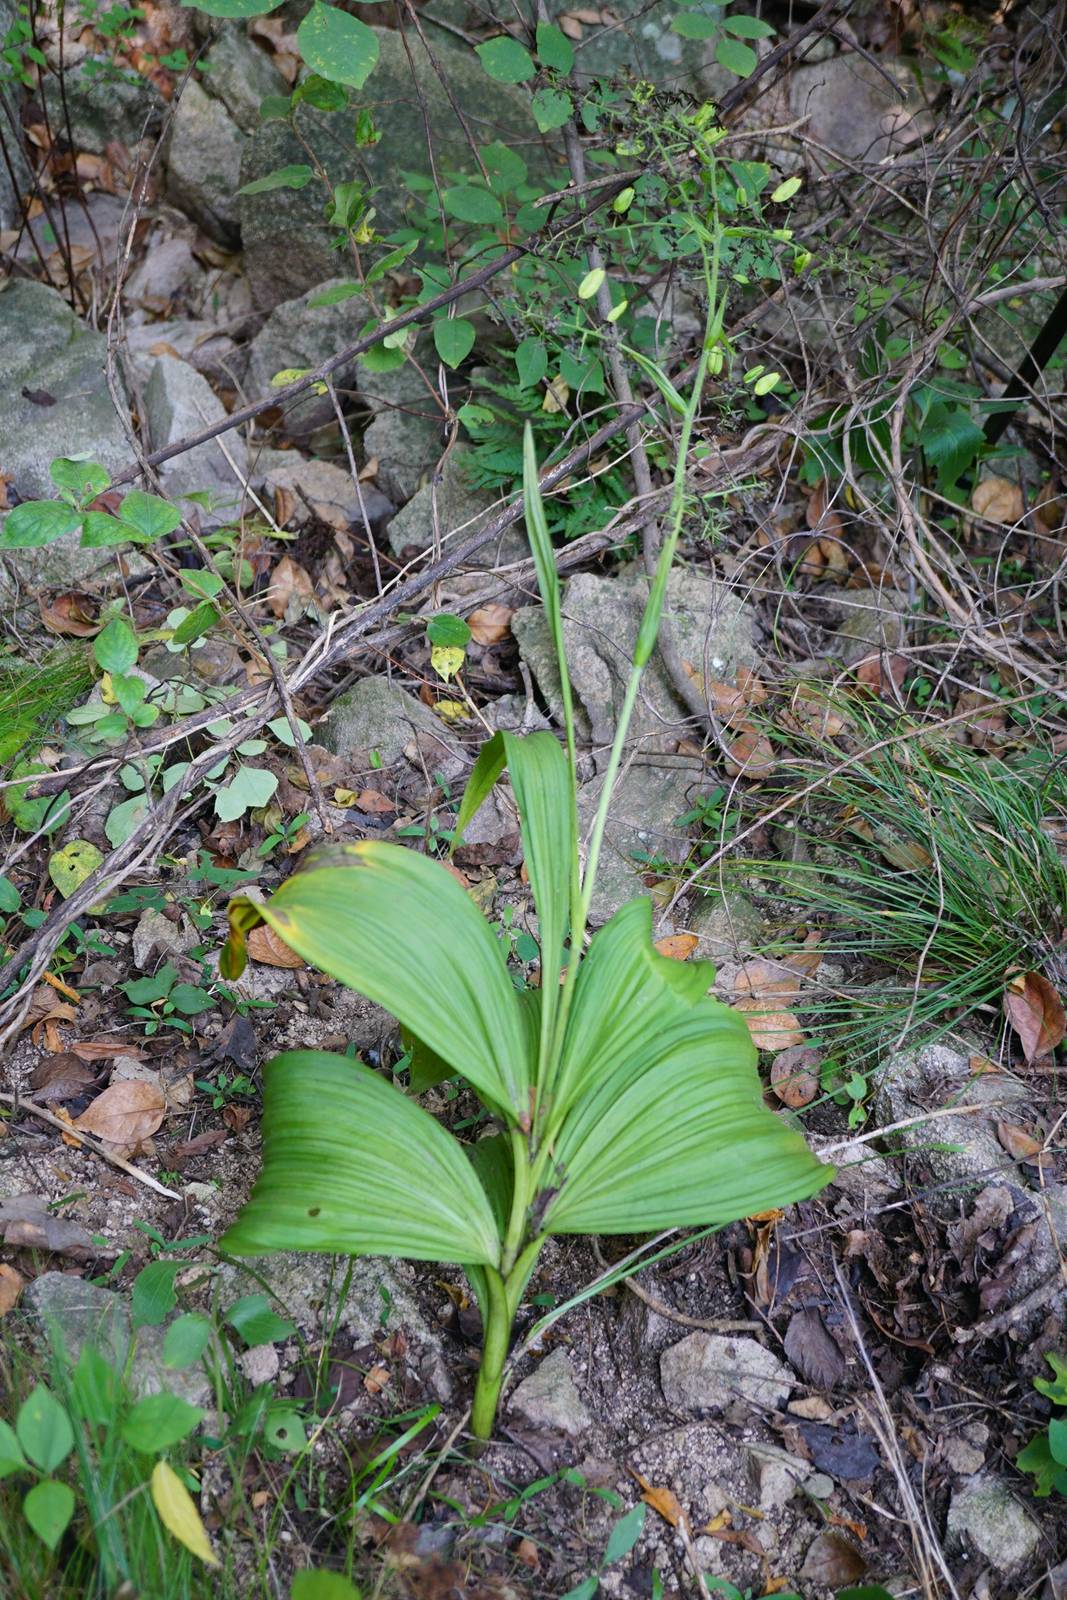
[121,961,215,1035]
[1017,1353,1067,1496]
[194,1069,257,1109]
[220,398,828,1438]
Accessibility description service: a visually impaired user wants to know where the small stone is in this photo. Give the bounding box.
[125,318,239,386]
[509,1348,591,1437]
[166,80,244,245]
[362,406,444,506]
[385,448,524,569]
[660,1332,793,1414]
[688,891,764,961]
[803,1472,836,1501]
[746,1443,807,1510]
[142,354,247,515]
[263,457,393,534]
[240,1343,280,1386]
[132,907,195,971]
[320,676,461,772]
[943,1434,987,1476]
[201,24,286,133]
[947,1475,1040,1572]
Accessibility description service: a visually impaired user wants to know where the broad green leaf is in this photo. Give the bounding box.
[535,21,574,72]
[224,842,529,1118]
[291,1572,362,1600]
[121,1392,204,1453]
[106,794,150,847]
[475,35,535,83]
[603,1502,646,1564]
[427,612,471,649]
[1050,1417,1067,1466]
[238,163,315,196]
[50,456,109,500]
[0,500,82,548]
[16,1385,73,1473]
[578,267,606,301]
[117,490,182,542]
[48,838,103,898]
[171,601,219,646]
[220,1050,501,1265]
[442,185,502,225]
[79,511,127,547]
[403,1027,455,1095]
[23,1480,75,1551]
[215,764,279,822]
[132,1259,181,1327]
[366,242,415,284]
[0,876,19,914]
[164,1313,213,1369]
[169,984,214,1016]
[532,87,573,133]
[296,4,379,89]
[515,338,548,389]
[467,1132,513,1237]
[151,1459,219,1566]
[715,36,757,75]
[0,1419,27,1478]
[226,1293,296,1347]
[672,11,717,38]
[542,899,830,1233]
[481,142,527,195]
[94,617,138,674]
[433,317,476,370]
[453,731,573,1080]
[724,13,775,38]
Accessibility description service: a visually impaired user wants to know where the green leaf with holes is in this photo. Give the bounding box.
[475,35,535,82]
[296,3,379,88]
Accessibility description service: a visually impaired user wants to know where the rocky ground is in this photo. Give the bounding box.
[1,0,1066,1596]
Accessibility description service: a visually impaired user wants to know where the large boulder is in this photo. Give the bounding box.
[200,23,286,133]
[166,80,244,246]
[42,59,164,154]
[142,354,247,515]
[239,27,559,308]
[0,279,132,584]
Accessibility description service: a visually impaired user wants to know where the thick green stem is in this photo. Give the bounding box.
[470,1237,547,1439]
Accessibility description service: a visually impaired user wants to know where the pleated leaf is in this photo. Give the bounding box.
[540,897,831,1233]
[453,730,573,1074]
[230,842,528,1120]
[221,1051,501,1266]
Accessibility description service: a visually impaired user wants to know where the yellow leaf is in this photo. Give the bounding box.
[430,644,465,683]
[151,1461,218,1567]
[542,375,569,414]
[434,699,468,721]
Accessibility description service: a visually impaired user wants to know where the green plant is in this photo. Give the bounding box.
[731,696,1067,1065]
[194,1069,257,1109]
[1017,1353,1067,1496]
[218,381,828,1438]
[121,962,215,1035]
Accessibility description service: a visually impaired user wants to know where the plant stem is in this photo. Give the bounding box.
[470,1266,509,1440]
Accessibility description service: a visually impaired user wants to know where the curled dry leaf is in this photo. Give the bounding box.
[724,725,775,780]
[853,652,907,697]
[467,604,514,645]
[734,998,805,1052]
[0,1263,24,1314]
[39,590,102,637]
[72,1079,166,1144]
[267,555,315,622]
[0,1195,114,1261]
[1003,969,1066,1063]
[653,932,699,962]
[30,1053,96,1101]
[770,1046,820,1109]
[972,475,1024,525]
[631,1470,687,1531]
[996,1121,1044,1162]
[784,1306,845,1388]
[783,686,846,739]
[800,1530,867,1587]
[20,986,77,1035]
[734,959,801,1001]
[246,923,304,969]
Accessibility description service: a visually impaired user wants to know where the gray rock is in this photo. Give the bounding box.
[25,1272,213,1408]
[132,907,196,971]
[509,1348,591,1437]
[577,760,698,927]
[142,354,246,515]
[243,280,371,433]
[321,675,461,773]
[201,23,286,133]
[875,1043,1030,1195]
[125,318,240,386]
[661,1332,793,1415]
[362,406,444,506]
[124,235,205,313]
[386,449,520,569]
[788,53,926,166]
[263,456,393,533]
[239,28,544,308]
[239,1343,280,1386]
[688,890,764,961]
[513,569,757,755]
[43,59,163,153]
[0,279,132,584]
[214,1254,442,1356]
[746,1442,809,1510]
[946,1474,1041,1572]
[166,80,243,246]
[827,586,908,665]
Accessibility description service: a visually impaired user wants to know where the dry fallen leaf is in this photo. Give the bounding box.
[783,1307,845,1388]
[363,1363,390,1395]
[996,1121,1044,1162]
[853,652,907,697]
[770,1045,820,1109]
[514,1538,540,1571]
[246,924,304,969]
[467,604,514,645]
[30,1053,96,1101]
[800,1530,867,1587]
[724,725,775,779]
[631,1470,688,1530]
[735,998,805,1052]
[0,1263,24,1314]
[267,555,315,622]
[1003,969,1066,1063]
[38,590,102,637]
[73,1079,166,1144]
[0,1195,116,1261]
[20,986,77,1035]
[734,959,801,1001]
[972,475,1024,525]
[654,932,699,961]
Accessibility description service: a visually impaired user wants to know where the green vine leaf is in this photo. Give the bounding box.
[475,35,535,83]
[296,3,379,89]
